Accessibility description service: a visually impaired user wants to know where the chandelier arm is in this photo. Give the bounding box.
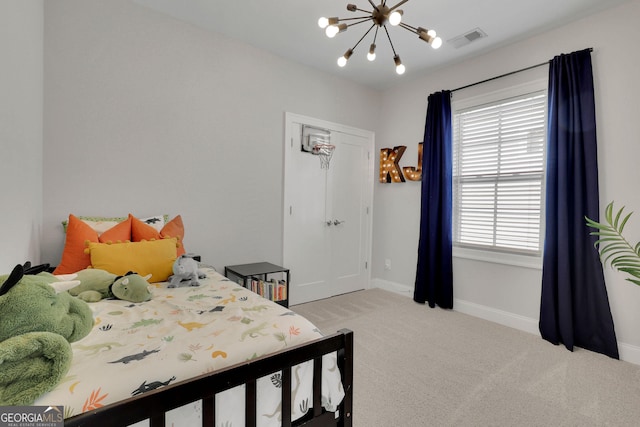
[346,23,377,54]
[366,0,380,12]
[383,25,398,57]
[346,17,374,29]
[339,16,374,22]
[372,25,379,44]
[398,22,418,34]
[388,0,410,12]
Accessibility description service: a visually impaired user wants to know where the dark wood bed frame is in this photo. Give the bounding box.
[65,329,353,427]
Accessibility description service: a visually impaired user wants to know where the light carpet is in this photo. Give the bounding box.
[292,288,640,427]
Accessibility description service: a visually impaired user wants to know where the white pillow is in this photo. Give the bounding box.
[137,215,166,232]
[62,215,168,235]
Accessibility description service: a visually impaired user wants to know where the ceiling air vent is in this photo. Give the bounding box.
[448,28,487,49]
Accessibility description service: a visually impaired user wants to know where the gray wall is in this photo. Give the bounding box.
[0,0,43,272]
[42,0,380,272]
[372,0,640,361]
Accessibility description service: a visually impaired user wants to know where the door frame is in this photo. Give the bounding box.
[283,112,375,303]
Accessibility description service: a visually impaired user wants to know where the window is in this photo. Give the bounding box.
[452,87,547,260]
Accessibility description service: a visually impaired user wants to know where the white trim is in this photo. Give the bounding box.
[372,278,640,365]
[618,342,640,366]
[284,112,376,140]
[453,246,542,270]
[452,78,548,109]
[453,299,539,335]
[373,278,538,332]
[372,278,413,297]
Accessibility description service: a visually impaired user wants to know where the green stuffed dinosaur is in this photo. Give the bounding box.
[0,262,94,405]
[68,269,153,303]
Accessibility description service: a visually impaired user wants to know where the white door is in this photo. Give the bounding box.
[283,113,374,305]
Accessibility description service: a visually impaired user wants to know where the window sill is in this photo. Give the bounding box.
[453,246,542,270]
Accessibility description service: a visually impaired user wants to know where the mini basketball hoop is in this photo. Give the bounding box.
[312,143,336,169]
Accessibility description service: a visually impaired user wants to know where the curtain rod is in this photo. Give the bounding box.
[450,47,593,93]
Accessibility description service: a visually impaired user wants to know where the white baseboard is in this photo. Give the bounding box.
[453,299,539,335]
[372,278,538,334]
[618,342,640,365]
[371,278,413,298]
[371,278,640,365]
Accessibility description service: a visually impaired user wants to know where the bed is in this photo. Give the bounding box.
[30,213,353,426]
[32,266,353,426]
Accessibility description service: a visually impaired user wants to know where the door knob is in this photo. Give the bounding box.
[326,221,333,226]
[333,220,345,226]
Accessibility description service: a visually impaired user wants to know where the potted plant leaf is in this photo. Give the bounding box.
[585,201,640,285]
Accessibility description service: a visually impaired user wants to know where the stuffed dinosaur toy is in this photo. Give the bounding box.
[0,262,94,406]
[168,254,205,288]
[69,269,153,303]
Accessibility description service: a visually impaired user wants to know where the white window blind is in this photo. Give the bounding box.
[453,90,546,255]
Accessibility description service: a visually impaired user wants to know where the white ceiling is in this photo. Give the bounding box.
[132,0,629,89]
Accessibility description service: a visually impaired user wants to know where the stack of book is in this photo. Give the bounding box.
[249,277,287,302]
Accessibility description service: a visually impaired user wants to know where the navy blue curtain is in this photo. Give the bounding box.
[539,49,618,359]
[414,91,453,308]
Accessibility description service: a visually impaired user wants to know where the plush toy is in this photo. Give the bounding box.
[168,254,204,288]
[69,269,153,303]
[0,262,94,405]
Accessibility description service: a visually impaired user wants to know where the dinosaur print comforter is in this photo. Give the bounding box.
[34,267,344,426]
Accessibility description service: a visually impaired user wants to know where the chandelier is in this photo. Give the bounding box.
[318,1,442,75]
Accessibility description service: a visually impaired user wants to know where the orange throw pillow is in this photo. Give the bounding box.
[99,215,132,244]
[130,214,185,256]
[54,214,131,274]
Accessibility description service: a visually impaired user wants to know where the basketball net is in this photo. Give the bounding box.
[312,143,335,169]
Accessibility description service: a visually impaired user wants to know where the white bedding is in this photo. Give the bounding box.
[34,267,344,426]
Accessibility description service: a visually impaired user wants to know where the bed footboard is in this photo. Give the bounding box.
[65,329,353,427]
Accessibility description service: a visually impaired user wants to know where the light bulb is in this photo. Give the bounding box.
[318,17,329,29]
[367,43,376,61]
[389,10,403,26]
[326,23,347,38]
[326,25,339,38]
[338,49,353,67]
[394,55,405,75]
[427,29,437,38]
[431,36,442,49]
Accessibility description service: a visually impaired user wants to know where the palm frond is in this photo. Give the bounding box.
[585,201,640,286]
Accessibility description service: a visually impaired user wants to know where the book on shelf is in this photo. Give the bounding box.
[247,276,287,302]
